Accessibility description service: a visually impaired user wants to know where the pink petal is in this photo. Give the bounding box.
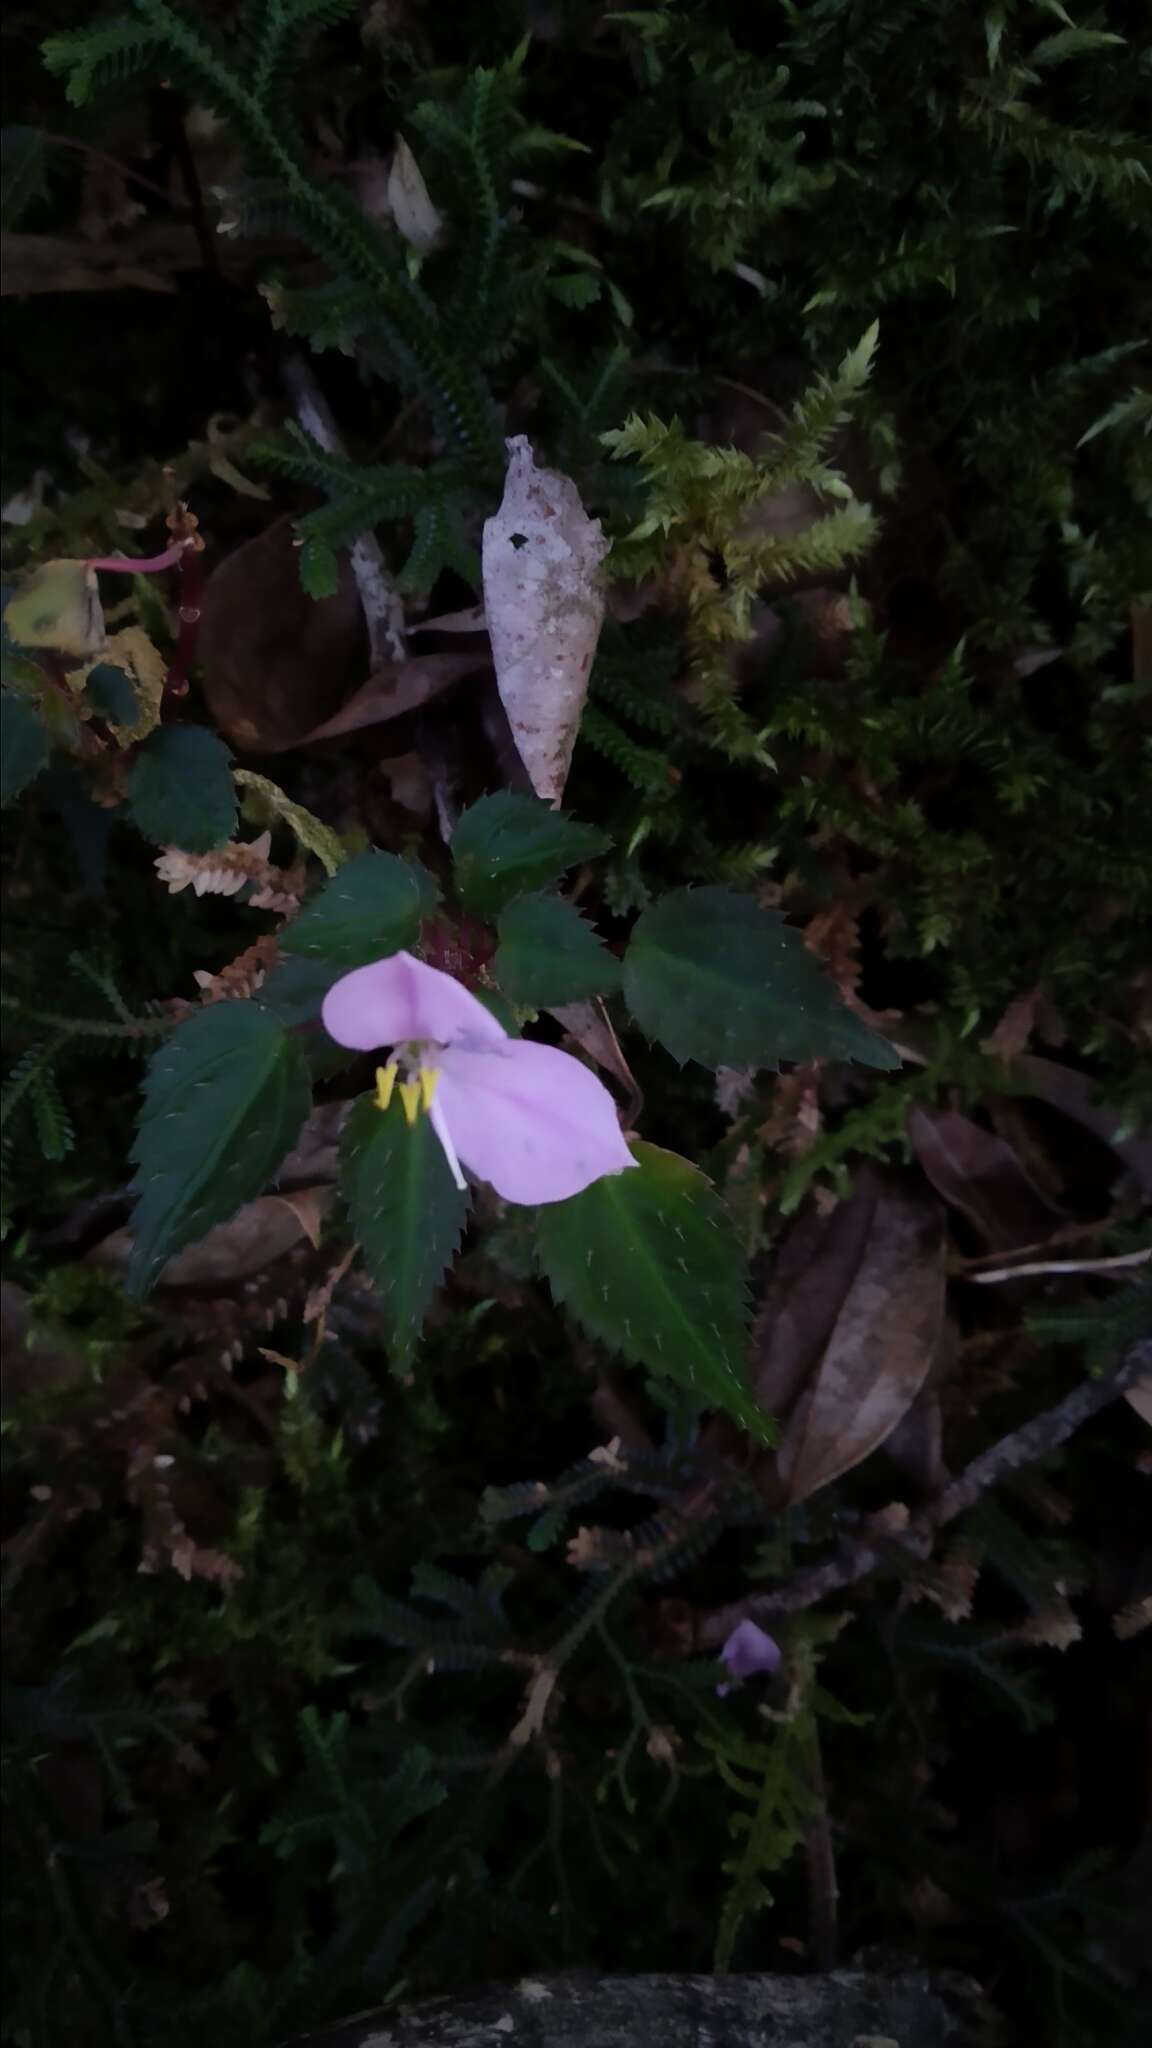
[321,952,508,1053]
[436,1040,636,1205]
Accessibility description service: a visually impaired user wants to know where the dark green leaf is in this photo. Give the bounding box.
[1,690,49,805]
[297,533,340,600]
[84,661,139,728]
[128,724,236,853]
[494,893,621,1006]
[280,852,437,970]
[624,886,900,1071]
[341,1092,469,1370]
[452,792,608,915]
[257,956,340,1026]
[127,1004,311,1297]
[535,1139,769,1440]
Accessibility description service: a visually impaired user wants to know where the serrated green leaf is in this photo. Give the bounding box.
[535,1139,769,1440]
[1,691,49,804]
[127,1004,311,1297]
[257,957,340,1026]
[341,1093,469,1370]
[624,887,900,1072]
[128,725,237,853]
[452,792,608,915]
[494,893,621,1006]
[280,851,436,970]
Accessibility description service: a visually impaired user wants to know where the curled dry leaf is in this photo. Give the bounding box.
[1014,1054,1152,1200]
[907,1104,1065,1253]
[5,557,105,659]
[409,604,487,636]
[752,1167,947,1507]
[482,436,608,803]
[549,998,643,1128]
[1125,1380,1152,1431]
[387,135,444,253]
[199,516,367,749]
[89,1189,332,1290]
[289,649,490,747]
[275,1101,349,1188]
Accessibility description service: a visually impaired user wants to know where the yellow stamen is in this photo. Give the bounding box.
[419,1066,440,1111]
[398,1078,422,1126]
[374,1062,398,1111]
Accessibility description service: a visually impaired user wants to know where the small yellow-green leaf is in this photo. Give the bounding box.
[5,558,105,659]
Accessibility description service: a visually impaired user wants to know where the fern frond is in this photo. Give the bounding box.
[30,1069,74,1161]
[46,0,499,466]
[580,705,675,796]
[238,0,356,110]
[42,19,168,104]
[758,323,879,484]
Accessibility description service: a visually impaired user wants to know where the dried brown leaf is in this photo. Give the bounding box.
[387,135,444,253]
[91,1194,322,1291]
[155,834,302,913]
[1014,1055,1152,1199]
[482,436,608,802]
[199,516,367,749]
[192,934,282,1003]
[1125,1379,1152,1430]
[750,1171,947,1507]
[548,998,642,1128]
[1114,1595,1152,1640]
[755,1169,947,1505]
[290,649,489,746]
[982,988,1041,1062]
[907,1104,1065,1252]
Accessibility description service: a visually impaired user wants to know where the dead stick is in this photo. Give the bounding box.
[280,353,406,666]
[803,1723,839,1971]
[700,1341,1151,1643]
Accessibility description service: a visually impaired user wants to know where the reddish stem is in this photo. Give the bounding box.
[87,541,193,575]
[161,545,205,714]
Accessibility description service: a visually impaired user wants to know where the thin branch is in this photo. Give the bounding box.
[42,132,180,210]
[280,352,407,666]
[700,1340,1151,1643]
[803,1723,839,1971]
[968,1246,1150,1283]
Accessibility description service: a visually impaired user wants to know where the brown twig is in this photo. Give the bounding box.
[42,132,180,210]
[803,1724,839,1971]
[279,352,407,665]
[700,1340,1151,1644]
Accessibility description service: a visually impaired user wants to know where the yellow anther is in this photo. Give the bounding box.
[374,1062,398,1111]
[419,1066,440,1112]
[398,1078,422,1127]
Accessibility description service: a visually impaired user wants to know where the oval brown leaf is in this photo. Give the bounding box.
[758,1169,946,1506]
[907,1104,1064,1251]
[199,516,366,749]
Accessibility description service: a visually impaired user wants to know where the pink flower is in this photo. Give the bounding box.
[716,1619,781,1696]
[322,950,636,1206]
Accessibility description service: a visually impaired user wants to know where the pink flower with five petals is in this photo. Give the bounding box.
[322,951,636,1206]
